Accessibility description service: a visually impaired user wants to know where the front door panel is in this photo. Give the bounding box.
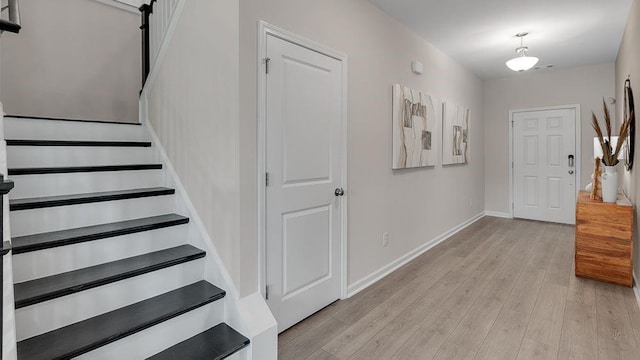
[513,108,576,224]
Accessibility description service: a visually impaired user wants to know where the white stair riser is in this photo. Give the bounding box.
[13,226,188,282]
[76,300,225,360]
[11,196,175,237]
[9,171,165,199]
[16,259,205,341]
[7,146,157,168]
[4,118,148,141]
[227,350,245,360]
[6,117,255,357]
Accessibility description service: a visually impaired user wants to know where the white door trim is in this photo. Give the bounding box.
[257,21,349,300]
[508,104,581,219]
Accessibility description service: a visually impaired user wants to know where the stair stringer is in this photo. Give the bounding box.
[141,120,277,360]
[1,107,19,360]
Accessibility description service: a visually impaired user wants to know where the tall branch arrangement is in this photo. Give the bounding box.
[592,99,634,166]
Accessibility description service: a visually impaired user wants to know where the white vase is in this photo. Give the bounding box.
[601,165,618,203]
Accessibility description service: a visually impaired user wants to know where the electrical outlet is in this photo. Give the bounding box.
[382,232,389,247]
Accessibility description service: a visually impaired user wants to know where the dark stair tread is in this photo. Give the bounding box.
[12,214,189,254]
[8,164,162,175]
[1,241,11,256]
[10,187,175,211]
[148,323,250,360]
[14,245,205,308]
[6,139,151,147]
[17,281,225,360]
[5,114,142,125]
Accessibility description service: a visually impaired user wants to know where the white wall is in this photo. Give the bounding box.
[616,0,640,279]
[143,3,279,355]
[240,0,485,293]
[0,0,140,122]
[484,63,615,214]
[146,0,243,292]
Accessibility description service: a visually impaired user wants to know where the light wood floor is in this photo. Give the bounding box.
[278,217,640,360]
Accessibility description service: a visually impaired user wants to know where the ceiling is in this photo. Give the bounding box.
[368,0,633,79]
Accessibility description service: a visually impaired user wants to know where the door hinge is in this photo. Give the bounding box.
[265,284,271,300]
[266,172,270,187]
[265,57,271,74]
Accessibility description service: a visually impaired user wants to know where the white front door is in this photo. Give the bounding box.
[513,108,577,224]
[265,34,344,332]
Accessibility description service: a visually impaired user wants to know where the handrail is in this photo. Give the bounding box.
[0,0,21,34]
[139,0,156,90]
[139,0,180,93]
[139,1,153,89]
[0,175,15,358]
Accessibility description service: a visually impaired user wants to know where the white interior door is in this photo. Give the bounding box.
[513,108,576,224]
[265,34,344,332]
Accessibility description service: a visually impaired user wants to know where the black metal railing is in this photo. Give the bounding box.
[139,0,157,90]
[0,175,15,357]
[0,0,21,34]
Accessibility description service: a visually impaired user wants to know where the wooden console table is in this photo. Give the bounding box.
[575,191,634,287]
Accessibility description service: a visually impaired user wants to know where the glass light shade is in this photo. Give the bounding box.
[505,56,539,72]
[594,136,626,160]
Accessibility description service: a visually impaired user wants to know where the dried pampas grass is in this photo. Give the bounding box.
[592,98,633,166]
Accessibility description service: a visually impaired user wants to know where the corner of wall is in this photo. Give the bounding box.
[634,272,640,309]
[236,293,278,360]
[615,0,640,284]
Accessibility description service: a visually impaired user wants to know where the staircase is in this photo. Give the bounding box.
[4,116,250,359]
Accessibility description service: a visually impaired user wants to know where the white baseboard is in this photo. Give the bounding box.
[346,212,486,298]
[634,272,640,310]
[484,211,512,219]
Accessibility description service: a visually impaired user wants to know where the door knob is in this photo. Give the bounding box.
[569,170,574,174]
[334,187,345,196]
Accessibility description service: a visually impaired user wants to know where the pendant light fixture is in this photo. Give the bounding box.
[506,32,539,72]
